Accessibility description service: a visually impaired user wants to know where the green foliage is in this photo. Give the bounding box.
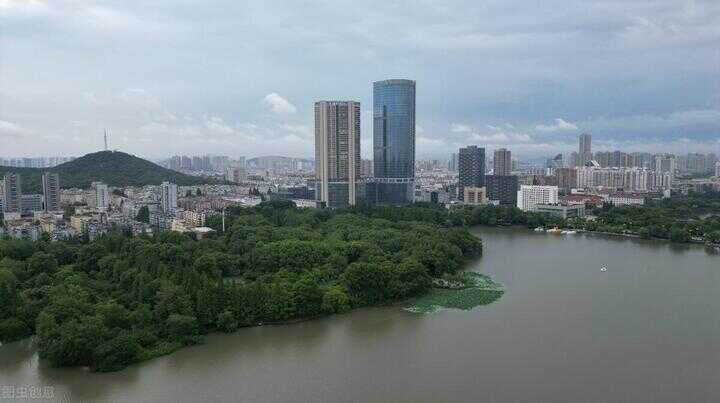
[405,272,505,313]
[0,151,215,192]
[0,202,482,371]
[457,191,720,244]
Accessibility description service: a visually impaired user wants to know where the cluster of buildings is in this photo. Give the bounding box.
[0,156,76,168]
[4,79,720,236]
[314,79,418,208]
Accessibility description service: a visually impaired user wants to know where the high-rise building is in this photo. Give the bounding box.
[21,194,43,215]
[92,181,110,211]
[448,153,459,172]
[517,185,559,212]
[373,79,416,204]
[486,175,518,205]
[493,148,512,176]
[568,152,579,168]
[42,172,61,213]
[161,181,178,213]
[547,153,564,169]
[458,146,486,202]
[2,173,22,219]
[578,133,592,166]
[225,167,247,183]
[360,159,373,178]
[654,154,676,189]
[555,168,577,193]
[315,100,361,208]
[594,151,610,168]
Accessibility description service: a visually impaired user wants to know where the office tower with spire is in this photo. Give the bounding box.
[314,100,361,208]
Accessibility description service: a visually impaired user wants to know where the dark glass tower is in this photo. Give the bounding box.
[373,79,416,204]
[458,146,486,201]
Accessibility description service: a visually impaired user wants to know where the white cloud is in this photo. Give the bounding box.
[535,118,579,132]
[451,123,472,133]
[262,93,297,115]
[0,120,30,138]
[0,0,49,14]
[471,131,532,144]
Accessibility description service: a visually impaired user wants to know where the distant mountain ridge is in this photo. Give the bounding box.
[0,151,214,193]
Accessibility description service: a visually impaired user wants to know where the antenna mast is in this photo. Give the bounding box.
[104,129,108,151]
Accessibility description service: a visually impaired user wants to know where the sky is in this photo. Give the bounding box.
[1,0,719,160]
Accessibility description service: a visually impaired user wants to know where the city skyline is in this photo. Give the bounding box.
[1,1,719,159]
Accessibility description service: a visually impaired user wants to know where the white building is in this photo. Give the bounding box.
[92,182,110,211]
[517,185,559,212]
[160,181,178,213]
[576,166,657,191]
[606,193,645,206]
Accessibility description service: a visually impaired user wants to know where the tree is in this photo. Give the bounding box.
[321,285,350,314]
[165,314,198,341]
[136,206,150,223]
[92,332,141,372]
[216,310,239,333]
[669,227,690,243]
[0,201,488,372]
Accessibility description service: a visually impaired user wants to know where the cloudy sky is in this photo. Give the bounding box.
[1,0,719,160]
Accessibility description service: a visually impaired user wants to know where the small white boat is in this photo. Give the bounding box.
[600,266,607,272]
[534,227,545,232]
[565,230,577,235]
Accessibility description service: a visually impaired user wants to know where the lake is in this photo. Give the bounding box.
[1,227,718,402]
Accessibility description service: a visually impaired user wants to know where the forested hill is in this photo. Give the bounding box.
[0,151,213,192]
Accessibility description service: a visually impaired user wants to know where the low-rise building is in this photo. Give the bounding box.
[20,194,43,215]
[463,186,487,206]
[560,194,604,207]
[517,185,559,211]
[183,210,206,227]
[535,203,586,219]
[606,192,646,206]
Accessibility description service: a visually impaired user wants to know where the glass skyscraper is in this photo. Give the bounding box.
[372,79,416,204]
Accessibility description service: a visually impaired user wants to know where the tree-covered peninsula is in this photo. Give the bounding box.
[0,201,481,371]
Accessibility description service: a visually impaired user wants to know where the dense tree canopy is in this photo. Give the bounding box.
[0,202,481,371]
[455,191,720,244]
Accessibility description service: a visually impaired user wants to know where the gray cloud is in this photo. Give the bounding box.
[1,0,719,159]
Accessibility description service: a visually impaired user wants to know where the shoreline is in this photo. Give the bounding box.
[475,224,718,247]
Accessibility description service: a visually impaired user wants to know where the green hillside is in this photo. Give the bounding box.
[0,151,215,192]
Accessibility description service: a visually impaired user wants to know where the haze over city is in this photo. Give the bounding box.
[1,0,719,159]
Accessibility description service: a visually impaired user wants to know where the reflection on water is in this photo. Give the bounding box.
[1,227,718,403]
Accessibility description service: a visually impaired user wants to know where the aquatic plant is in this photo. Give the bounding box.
[404,272,504,313]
